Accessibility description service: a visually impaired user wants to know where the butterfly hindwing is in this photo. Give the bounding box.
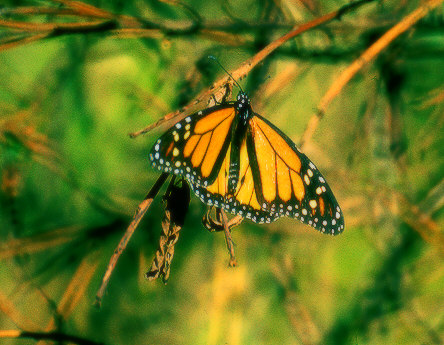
[191,137,280,224]
[150,104,236,187]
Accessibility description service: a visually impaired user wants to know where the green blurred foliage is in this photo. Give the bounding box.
[0,0,443,344]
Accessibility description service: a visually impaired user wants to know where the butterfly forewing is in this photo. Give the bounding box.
[150,105,235,187]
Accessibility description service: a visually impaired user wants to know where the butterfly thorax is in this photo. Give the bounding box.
[228,92,253,194]
[234,92,252,125]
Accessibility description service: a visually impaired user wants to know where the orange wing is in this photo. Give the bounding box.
[150,105,236,187]
[246,114,344,234]
[150,105,344,234]
[191,137,281,223]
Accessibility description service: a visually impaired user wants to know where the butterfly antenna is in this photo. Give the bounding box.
[208,55,243,92]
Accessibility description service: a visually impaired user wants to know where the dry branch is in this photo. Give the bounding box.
[300,0,444,147]
[0,226,82,260]
[40,252,100,344]
[0,292,40,331]
[94,173,169,307]
[400,195,444,254]
[0,330,106,345]
[129,0,377,138]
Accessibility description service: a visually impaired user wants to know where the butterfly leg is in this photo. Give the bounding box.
[202,206,225,232]
[208,83,233,106]
[220,209,237,267]
[203,207,244,232]
[220,82,232,103]
[202,208,241,266]
[209,94,219,107]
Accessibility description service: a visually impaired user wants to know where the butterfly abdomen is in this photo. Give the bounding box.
[227,102,252,194]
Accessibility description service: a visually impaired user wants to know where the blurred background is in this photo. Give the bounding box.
[0,0,443,344]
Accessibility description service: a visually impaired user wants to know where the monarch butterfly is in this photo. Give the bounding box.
[149,89,344,235]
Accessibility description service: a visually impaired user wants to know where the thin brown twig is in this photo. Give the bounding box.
[158,0,203,24]
[199,28,246,46]
[129,0,376,138]
[106,28,162,38]
[0,7,79,16]
[0,330,106,345]
[0,292,40,331]
[49,0,115,18]
[0,225,82,260]
[40,252,100,343]
[0,1,178,51]
[0,33,50,51]
[366,179,444,254]
[0,18,112,31]
[269,251,320,343]
[400,197,444,254]
[299,0,444,147]
[94,173,169,307]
